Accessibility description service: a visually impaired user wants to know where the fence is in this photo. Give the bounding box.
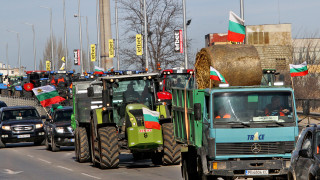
[0,96,47,116]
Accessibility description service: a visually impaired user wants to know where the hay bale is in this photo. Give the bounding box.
[195,45,262,89]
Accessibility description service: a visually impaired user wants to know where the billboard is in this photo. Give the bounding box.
[46,61,51,71]
[109,39,114,58]
[136,34,143,56]
[74,49,80,65]
[91,44,96,62]
[174,30,183,53]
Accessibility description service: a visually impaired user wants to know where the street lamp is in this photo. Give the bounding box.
[74,14,88,72]
[182,0,188,69]
[40,6,54,71]
[75,0,83,74]
[7,30,21,76]
[63,0,68,70]
[24,22,37,70]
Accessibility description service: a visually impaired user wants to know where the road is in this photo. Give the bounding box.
[0,143,181,180]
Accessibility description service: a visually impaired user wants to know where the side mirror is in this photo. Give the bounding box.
[87,87,94,97]
[299,149,312,158]
[194,103,201,121]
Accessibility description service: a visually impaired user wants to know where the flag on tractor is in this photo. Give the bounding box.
[210,66,228,83]
[142,107,161,130]
[227,11,245,42]
[290,61,308,77]
[94,66,104,72]
[32,85,65,107]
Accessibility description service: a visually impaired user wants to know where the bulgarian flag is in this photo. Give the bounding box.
[142,107,161,130]
[227,11,245,42]
[290,61,308,77]
[32,85,65,107]
[94,66,104,72]
[210,66,228,83]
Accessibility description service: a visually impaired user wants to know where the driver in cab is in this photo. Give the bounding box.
[215,107,231,119]
[123,83,140,103]
[264,96,290,116]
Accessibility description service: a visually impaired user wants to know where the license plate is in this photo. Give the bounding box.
[139,129,152,133]
[17,134,30,138]
[245,170,268,175]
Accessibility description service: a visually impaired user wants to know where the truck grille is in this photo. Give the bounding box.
[12,125,34,133]
[216,141,294,156]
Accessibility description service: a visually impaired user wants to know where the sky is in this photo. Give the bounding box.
[0,0,320,71]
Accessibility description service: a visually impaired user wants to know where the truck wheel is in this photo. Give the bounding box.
[99,126,119,169]
[162,123,181,165]
[51,136,60,152]
[91,120,100,167]
[78,127,90,162]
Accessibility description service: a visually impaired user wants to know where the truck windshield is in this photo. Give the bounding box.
[163,74,194,91]
[112,79,154,107]
[213,91,294,124]
[2,109,40,121]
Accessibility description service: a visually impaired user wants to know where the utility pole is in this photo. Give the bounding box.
[240,0,244,20]
[96,0,101,67]
[99,0,113,70]
[6,43,9,76]
[115,0,120,70]
[143,0,148,70]
[182,0,188,69]
[78,0,83,74]
[63,0,68,70]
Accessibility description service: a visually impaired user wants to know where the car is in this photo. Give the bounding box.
[44,106,74,152]
[0,106,45,148]
[0,101,7,108]
[288,124,320,180]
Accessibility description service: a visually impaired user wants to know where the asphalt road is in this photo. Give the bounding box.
[0,143,181,180]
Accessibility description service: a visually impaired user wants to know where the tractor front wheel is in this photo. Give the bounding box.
[162,123,181,165]
[78,127,90,162]
[99,126,119,169]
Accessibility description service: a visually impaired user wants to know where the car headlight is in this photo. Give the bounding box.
[2,126,11,131]
[35,124,43,129]
[55,127,64,133]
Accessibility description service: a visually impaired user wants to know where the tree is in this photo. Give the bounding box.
[118,0,190,72]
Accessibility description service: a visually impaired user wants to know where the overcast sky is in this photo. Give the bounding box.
[0,0,319,71]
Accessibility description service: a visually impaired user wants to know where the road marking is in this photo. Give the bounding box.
[81,173,101,179]
[3,169,23,175]
[27,155,34,158]
[57,166,73,172]
[38,158,52,164]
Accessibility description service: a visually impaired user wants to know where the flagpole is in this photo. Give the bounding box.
[291,76,294,91]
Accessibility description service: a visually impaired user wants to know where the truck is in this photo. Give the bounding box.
[71,72,180,169]
[177,45,299,179]
[0,73,8,95]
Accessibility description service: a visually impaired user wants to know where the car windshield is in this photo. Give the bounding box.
[213,91,294,124]
[162,73,194,91]
[2,109,40,121]
[54,110,72,122]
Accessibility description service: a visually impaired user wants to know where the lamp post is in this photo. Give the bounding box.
[7,30,21,76]
[40,6,54,71]
[63,0,68,69]
[96,0,101,67]
[24,22,37,70]
[6,43,9,76]
[115,0,120,70]
[74,14,89,72]
[182,0,188,69]
[74,0,83,74]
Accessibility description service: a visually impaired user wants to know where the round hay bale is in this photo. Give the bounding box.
[195,44,262,89]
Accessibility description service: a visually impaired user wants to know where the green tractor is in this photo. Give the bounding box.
[71,73,180,169]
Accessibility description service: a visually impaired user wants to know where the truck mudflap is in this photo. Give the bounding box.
[207,159,290,178]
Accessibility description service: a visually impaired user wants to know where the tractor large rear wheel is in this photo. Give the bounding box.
[99,127,119,169]
[78,127,90,162]
[162,123,181,165]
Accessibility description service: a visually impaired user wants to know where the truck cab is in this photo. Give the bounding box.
[174,85,299,179]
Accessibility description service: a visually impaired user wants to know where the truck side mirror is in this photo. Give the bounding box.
[194,103,201,121]
[87,87,94,97]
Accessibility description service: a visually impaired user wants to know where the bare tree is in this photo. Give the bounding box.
[118,0,187,72]
[42,36,68,71]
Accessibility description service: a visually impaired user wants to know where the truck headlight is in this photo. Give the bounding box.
[35,124,43,129]
[55,127,64,133]
[2,126,11,131]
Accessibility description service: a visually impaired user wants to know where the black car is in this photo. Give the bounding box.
[0,106,45,147]
[44,106,74,152]
[0,101,7,108]
[288,124,320,180]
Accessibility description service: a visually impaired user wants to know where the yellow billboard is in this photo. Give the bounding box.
[109,39,114,58]
[136,34,142,56]
[46,61,51,71]
[91,44,96,62]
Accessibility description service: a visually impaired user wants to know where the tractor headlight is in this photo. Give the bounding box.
[55,127,64,133]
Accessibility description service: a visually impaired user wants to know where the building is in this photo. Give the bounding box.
[0,62,25,83]
[205,33,230,47]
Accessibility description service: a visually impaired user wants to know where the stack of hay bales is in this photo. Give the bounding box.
[195,44,262,89]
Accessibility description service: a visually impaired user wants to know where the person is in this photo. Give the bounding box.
[140,85,152,103]
[215,107,231,119]
[175,78,184,88]
[264,96,290,116]
[123,83,139,103]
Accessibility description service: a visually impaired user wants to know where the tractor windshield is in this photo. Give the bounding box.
[213,91,294,124]
[163,74,194,92]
